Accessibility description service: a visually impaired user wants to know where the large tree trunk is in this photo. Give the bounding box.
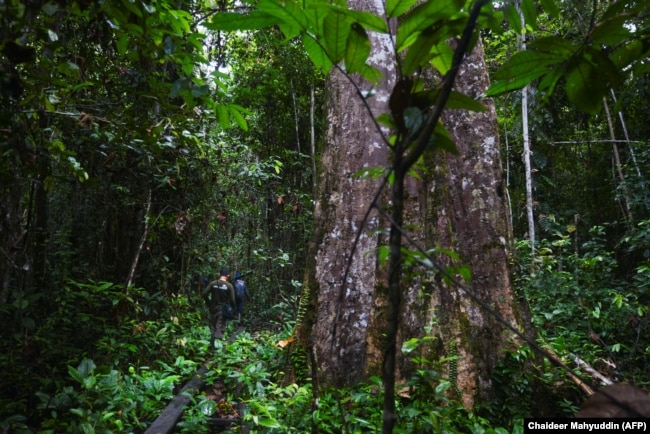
[297,12,532,410]
[298,18,396,385]
[425,40,528,407]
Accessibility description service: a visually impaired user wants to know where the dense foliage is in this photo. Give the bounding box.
[1,0,649,432]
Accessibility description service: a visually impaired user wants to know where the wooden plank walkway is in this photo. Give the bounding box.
[144,326,246,434]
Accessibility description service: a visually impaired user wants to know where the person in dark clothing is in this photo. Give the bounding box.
[203,267,236,350]
[233,272,250,323]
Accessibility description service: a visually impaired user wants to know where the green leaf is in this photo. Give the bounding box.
[427,122,458,154]
[257,0,308,39]
[229,105,249,131]
[402,337,420,354]
[386,0,419,18]
[565,59,604,114]
[216,104,231,129]
[493,50,565,81]
[586,47,623,89]
[205,11,279,31]
[358,63,383,84]
[485,70,542,97]
[345,23,370,74]
[445,90,487,112]
[504,5,521,34]
[435,381,452,394]
[528,36,576,58]
[411,88,486,112]
[602,0,647,21]
[589,16,632,46]
[404,106,423,133]
[323,11,351,63]
[68,365,85,384]
[610,39,644,70]
[343,9,388,33]
[171,77,190,97]
[396,0,460,51]
[303,34,333,74]
[520,0,537,31]
[430,40,454,75]
[403,27,438,76]
[537,64,563,97]
[121,0,142,18]
[487,50,565,96]
[538,0,559,18]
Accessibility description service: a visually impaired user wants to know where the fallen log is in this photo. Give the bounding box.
[569,353,614,386]
[144,326,247,434]
[144,366,209,434]
[544,348,594,395]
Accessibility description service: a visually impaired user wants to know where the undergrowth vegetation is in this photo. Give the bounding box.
[0,195,645,427]
[0,224,648,434]
[1,220,649,433]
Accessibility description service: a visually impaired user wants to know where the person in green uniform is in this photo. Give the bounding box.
[203,267,236,350]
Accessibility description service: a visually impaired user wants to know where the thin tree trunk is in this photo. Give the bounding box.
[609,89,642,178]
[518,0,535,255]
[310,85,317,197]
[602,96,634,226]
[126,188,152,291]
[291,80,301,155]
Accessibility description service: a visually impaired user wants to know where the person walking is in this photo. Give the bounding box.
[203,267,236,350]
[233,272,250,323]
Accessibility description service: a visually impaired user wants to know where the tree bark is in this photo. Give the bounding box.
[303,27,395,385]
[430,40,527,407]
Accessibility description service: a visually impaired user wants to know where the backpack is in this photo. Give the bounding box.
[222,303,235,319]
[234,280,247,300]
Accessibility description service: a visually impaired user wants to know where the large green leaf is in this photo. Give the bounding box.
[586,47,623,89]
[323,11,352,63]
[303,34,333,74]
[520,0,537,31]
[205,11,279,31]
[345,23,371,74]
[503,4,521,34]
[412,88,487,113]
[396,0,461,51]
[537,63,563,97]
[303,4,328,36]
[565,58,605,114]
[445,90,487,112]
[386,0,419,19]
[428,121,458,154]
[342,9,388,33]
[216,104,231,129]
[402,27,439,76]
[538,0,559,18]
[358,63,383,85]
[228,104,249,131]
[493,50,564,80]
[528,36,576,58]
[610,39,644,70]
[602,0,650,21]
[257,0,308,39]
[486,69,546,96]
[589,16,632,46]
[430,40,454,75]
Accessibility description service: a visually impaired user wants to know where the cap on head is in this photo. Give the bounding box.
[235,272,243,280]
[220,267,230,276]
